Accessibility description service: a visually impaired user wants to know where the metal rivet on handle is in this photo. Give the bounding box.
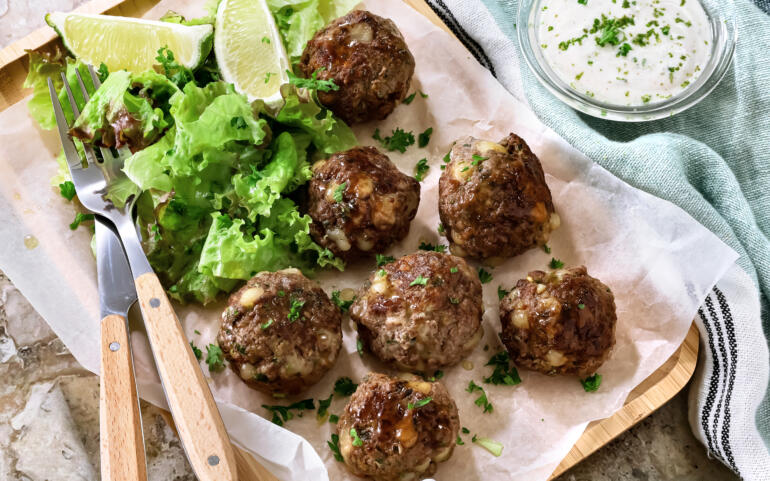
[149,298,160,308]
[207,455,220,466]
[109,342,120,352]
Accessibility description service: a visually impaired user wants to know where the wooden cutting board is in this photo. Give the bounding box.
[0,1,700,478]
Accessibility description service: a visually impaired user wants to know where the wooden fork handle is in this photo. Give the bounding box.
[100,314,147,481]
[134,272,238,481]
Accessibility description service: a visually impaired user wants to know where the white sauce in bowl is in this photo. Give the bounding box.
[537,0,712,106]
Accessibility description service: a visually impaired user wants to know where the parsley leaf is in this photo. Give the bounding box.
[69,212,95,230]
[418,127,433,148]
[334,377,358,396]
[262,399,315,426]
[155,47,194,87]
[497,286,509,300]
[420,91,428,98]
[467,380,493,413]
[450,267,458,274]
[59,181,76,201]
[190,341,202,360]
[317,393,333,420]
[418,242,446,253]
[543,244,551,254]
[403,92,416,104]
[356,338,364,357]
[471,154,488,166]
[333,182,347,203]
[350,428,363,447]
[407,396,433,410]
[478,268,493,284]
[373,127,415,153]
[578,303,586,309]
[617,42,632,57]
[328,433,344,461]
[287,68,339,92]
[261,36,271,44]
[96,62,109,82]
[331,290,354,312]
[205,344,225,372]
[483,351,522,386]
[438,223,445,234]
[288,298,305,322]
[329,414,339,424]
[261,319,274,330]
[581,374,602,392]
[414,158,429,181]
[456,436,465,445]
[578,0,587,4]
[376,254,395,266]
[549,258,565,269]
[410,275,429,286]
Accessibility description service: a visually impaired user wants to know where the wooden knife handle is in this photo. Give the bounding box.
[100,314,147,481]
[135,272,238,481]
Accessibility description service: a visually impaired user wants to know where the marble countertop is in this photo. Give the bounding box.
[0,2,740,480]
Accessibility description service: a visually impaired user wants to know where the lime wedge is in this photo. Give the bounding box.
[46,12,213,72]
[215,0,290,106]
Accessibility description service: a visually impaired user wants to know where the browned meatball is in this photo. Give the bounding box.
[217,268,342,395]
[307,146,420,261]
[299,10,415,124]
[350,252,483,372]
[337,373,459,481]
[438,133,560,261]
[499,266,616,377]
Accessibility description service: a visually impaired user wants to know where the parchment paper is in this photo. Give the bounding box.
[0,0,739,479]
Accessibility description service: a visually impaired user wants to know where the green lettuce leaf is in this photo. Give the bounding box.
[23,50,67,130]
[276,88,357,154]
[267,0,359,64]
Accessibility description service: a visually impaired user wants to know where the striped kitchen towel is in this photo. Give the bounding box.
[422,0,770,478]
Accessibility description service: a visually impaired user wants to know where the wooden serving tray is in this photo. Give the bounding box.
[0,1,700,478]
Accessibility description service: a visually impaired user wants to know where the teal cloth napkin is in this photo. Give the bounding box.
[426,0,770,477]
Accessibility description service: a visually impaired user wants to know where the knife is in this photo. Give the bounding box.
[96,217,148,481]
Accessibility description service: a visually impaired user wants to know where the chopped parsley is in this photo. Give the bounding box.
[356,338,364,357]
[260,319,274,330]
[449,297,460,304]
[287,68,339,92]
[471,154,488,166]
[418,242,446,253]
[350,428,363,447]
[497,286,509,300]
[414,158,430,181]
[450,267,458,273]
[317,393,333,420]
[263,399,315,426]
[331,291,354,312]
[407,397,433,410]
[329,414,339,424]
[641,94,652,103]
[376,254,395,266]
[261,36,270,43]
[662,25,671,35]
[543,244,551,254]
[559,33,588,51]
[377,268,387,277]
[617,43,632,57]
[483,351,522,386]
[462,427,470,434]
[194,329,201,335]
[410,275,429,286]
[328,433,343,461]
[334,377,358,396]
[420,91,428,98]
[549,257,565,269]
[264,72,273,84]
[372,127,415,153]
[205,344,225,372]
[438,223,445,234]
[190,341,202,360]
[403,92,417,104]
[288,298,305,322]
[578,303,586,309]
[591,14,635,48]
[578,0,587,4]
[478,268,493,284]
[426,370,444,381]
[59,181,76,201]
[418,127,433,148]
[467,380,493,413]
[456,436,465,445]
[69,212,95,230]
[333,182,347,203]
[581,373,602,392]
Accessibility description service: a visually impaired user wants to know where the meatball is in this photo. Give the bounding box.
[337,373,459,481]
[499,266,616,377]
[350,251,483,372]
[438,133,560,261]
[299,10,415,124]
[217,268,342,395]
[307,146,420,261]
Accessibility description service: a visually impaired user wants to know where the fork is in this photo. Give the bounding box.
[49,67,238,481]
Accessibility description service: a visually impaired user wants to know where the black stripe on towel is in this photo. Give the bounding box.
[425,0,497,77]
[698,301,719,456]
[714,287,738,471]
[705,294,729,465]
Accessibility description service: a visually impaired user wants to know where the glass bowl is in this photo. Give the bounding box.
[517,0,737,121]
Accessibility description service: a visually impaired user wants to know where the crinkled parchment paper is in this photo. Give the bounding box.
[0,0,738,479]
